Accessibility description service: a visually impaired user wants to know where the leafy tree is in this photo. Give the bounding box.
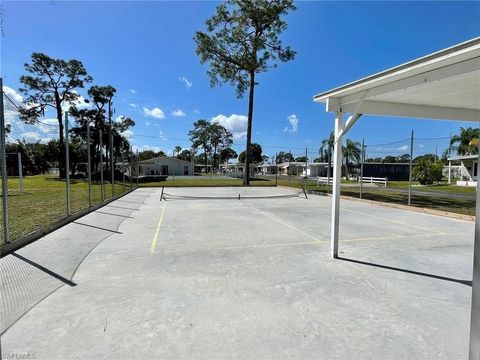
[178,149,193,162]
[18,53,92,177]
[413,154,437,163]
[295,156,307,162]
[261,155,270,164]
[220,147,238,163]
[412,159,443,185]
[450,127,479,155]
[276,151,294,163]
[189,119,212,170]
[398,153,410,162]
[138,150,165,161]
[238,143,263,164]
[195,0,296,185]
[383,156,398,163]
[209,122,233,170]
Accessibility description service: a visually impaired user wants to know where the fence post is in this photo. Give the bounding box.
[99,129,104,201]
[0,78,10,243]
[129,146,133,189]
[136,149,139,187]
[86,122,92,207]
[122,144,125,193]
[408,130,414,206]
[65,112,71,215]
[109,99,114,197]
[275,152,278,187]
[360,139,364,199]
[18,152,23,193]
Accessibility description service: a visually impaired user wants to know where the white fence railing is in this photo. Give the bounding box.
[316,177,333,185]
[359,176,388,187]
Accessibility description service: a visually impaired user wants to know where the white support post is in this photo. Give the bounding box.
[448,161,452,185]
[331,111,343,259]
[470,151,480,360]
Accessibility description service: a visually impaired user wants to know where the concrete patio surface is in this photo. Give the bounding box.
[0,187,474,359]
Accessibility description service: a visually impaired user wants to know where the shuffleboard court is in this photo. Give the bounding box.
[0,187,474,359]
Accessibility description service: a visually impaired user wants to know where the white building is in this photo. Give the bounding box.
[138,156,194,177]
[447,154,478,186]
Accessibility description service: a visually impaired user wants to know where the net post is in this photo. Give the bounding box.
[130,146,133,189]
[18,152,23,193]
[408,130,414,206]
[65,112,71,216]
[136,149,139,187]
[160,186,164,201]
[0,78,10,243]
[86,121,92,207]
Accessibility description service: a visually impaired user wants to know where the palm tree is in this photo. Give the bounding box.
[450,127,479,155]
[319,132,335,181]
[342,139,361,180]
[174,146,182,158]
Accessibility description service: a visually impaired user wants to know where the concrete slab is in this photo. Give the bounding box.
[0,187,474,359]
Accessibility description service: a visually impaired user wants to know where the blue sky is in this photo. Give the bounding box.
[1,1,479,160]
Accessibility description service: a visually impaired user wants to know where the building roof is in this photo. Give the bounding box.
[313,37,480,122]
[447,154,478,161]
[138,156,192,165]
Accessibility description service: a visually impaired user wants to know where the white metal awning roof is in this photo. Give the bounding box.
[314,37,480,122]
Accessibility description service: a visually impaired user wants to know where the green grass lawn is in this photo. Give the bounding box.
[1,175,132,245]
[387,180,476,194]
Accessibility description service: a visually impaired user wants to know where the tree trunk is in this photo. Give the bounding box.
[244,71,255,186]
[204,149,208,174]
[55,91,65,178]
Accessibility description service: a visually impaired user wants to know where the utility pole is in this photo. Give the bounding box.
[360,139,365,199]
[305,147,308,179]
[408,130,414,206]
[99,129,104,201]
[109,99,114,197]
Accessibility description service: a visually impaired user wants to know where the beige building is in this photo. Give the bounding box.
[138,156,194,177]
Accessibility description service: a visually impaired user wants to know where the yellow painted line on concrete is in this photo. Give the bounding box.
[150,204,166,254]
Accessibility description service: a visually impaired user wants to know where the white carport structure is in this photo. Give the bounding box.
[313,37,480,359]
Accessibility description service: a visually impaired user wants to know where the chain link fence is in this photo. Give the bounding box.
[1,84,139,251]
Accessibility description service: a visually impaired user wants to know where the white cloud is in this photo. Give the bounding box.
[396,145,409,151]
[172,109,186,117]
[129,89,137,94]
[145,121,151,126]
[418,144,425,148]
[193,109,200,114]
[62,91,90,111]
[159,131,167,140]
[211,114,248,140]
[178,76,193,89]
[19,131,52,144]
[121,129,134,140]
[3,86,23,105]
[283,114,299,133]
[143,107,165,119]
[129,103,137,108]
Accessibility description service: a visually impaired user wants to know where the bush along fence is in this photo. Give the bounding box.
[0,80,139,254]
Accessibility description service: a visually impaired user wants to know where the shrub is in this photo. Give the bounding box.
[412,159,443,185]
